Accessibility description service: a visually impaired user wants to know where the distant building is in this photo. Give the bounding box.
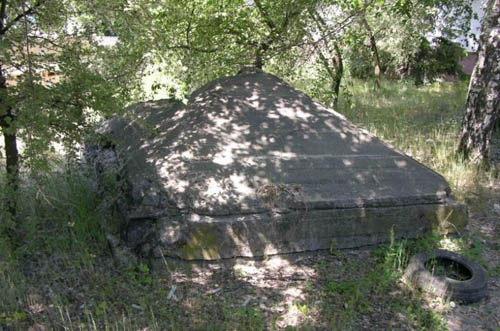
[5,35,118,86]
[5,43,59,86]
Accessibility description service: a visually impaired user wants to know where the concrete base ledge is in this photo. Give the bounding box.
[152,199,467,260]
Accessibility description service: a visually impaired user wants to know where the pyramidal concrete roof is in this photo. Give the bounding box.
[90,67,467,260]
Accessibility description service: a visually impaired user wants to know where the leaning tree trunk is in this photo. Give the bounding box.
[310,10,344,107]
[361,16,382,90]
[457,0,500,163]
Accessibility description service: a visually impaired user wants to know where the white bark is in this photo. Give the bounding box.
[458,0,500,162]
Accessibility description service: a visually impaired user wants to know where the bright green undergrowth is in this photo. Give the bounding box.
[0,79,495,330]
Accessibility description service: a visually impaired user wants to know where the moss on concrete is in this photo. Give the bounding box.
[181,225,219,260]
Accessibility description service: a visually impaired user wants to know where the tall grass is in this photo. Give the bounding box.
[337,79,494,200]
[0,165,112,329]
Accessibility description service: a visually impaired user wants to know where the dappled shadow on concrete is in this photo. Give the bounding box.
[89,66,465,262]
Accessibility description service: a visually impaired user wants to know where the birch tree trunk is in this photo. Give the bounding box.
[457,0,500,163]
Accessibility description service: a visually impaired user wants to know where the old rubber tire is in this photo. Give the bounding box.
[404,249,487,303]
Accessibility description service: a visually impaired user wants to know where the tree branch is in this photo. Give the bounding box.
[254,0,276,31]
[308,8,329,49]
[254,0,304,67]
[29,34,67,49]
[281,7,300,31]
[186,5,196,49]
[267,9,359,58]
[0,0,46,35]
[266,0,377,59]
[167,44,217,53]
[306,10,335,76]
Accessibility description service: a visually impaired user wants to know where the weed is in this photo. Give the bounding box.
[225,306,266,330]
[313,260,328,270]
[405,301,448,330]
[490,264,500,277]
[128,263,153,286]
[329,238,341,256]
[291,301,310,315]
[425,257,472,281]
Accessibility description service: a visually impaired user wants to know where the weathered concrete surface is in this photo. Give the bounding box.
[87,67,467,261]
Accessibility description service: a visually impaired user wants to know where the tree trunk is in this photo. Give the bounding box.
[309,10,344,107]
[255,49,264,69]
[254,42,269,69]
[457,0,500,163]
[361,16,382,90]
[331,41,343,107]
[0,64,19,216]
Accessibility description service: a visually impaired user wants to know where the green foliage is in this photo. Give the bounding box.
[116,0,320,96]
[0,0,142,181]
[337,0,474,84]
[433,38,468,76]
[0,2,492,329]
[425,257,472,280]
[320,233,450,330]
[409,37,467,85]
[372,230,442,280]
[0,0,477,182]
[403,301,448,330]
[0,311,28,324]
[345,36,374,80]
